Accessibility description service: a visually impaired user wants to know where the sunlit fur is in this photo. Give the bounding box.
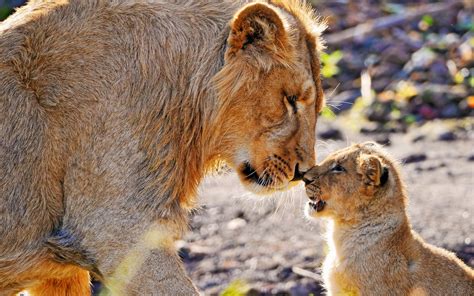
[0,0,324,294]
[214,0,326,194]
[304,142,474,296]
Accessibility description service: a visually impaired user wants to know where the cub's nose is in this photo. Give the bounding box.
[302,166,319,185]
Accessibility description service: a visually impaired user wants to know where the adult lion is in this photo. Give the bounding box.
[0,0,324,294]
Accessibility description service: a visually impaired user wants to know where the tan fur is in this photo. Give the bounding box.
[27,265,90,296]
[0,0,324,294]
[304,142,474,296]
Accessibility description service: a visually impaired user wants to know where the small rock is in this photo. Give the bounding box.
[289,284,311,296]
[277,266,294,280]
[404,47,437,72]
[437,33,461,50]
[178,246,192,261]
[200,279,221,291]
[366,102,392,123]
[458,40,472,63]
[360,126,377,134]
[318,128,343,140]
[372,38,392,52]
[360,123,397,134]
[440,103,461,118]
[235,210,246,219]
[274,291,291,296]
[411,134,426,143]
[402,153,427,164]
[372,77,391,92]
[381,44,410,65]
[227,218,247,230]
[429,59,450,83]
[458,99,474,116]
[246,288,262,296]
[221,259,240,269]
[377,90,395,102]
[438,131,457,141]
[364,54,380,67]
[422,91,448,108]
[375,134,391,146]
[418,105,438,120]
[409,71,429,82]
[467,155,474,162]
[178,245,208,262]
[340,51,365,72]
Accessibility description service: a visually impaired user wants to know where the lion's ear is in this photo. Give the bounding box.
[357,154,388,196]
[227,3,288,56]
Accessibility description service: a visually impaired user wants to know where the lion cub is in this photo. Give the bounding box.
[303,142,474,296]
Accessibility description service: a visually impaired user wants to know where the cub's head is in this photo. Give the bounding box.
[214,1,325,194]
[303,142,405,223]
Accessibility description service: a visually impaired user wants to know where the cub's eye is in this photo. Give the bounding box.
[330,164,346,173]
[285,95,298,113]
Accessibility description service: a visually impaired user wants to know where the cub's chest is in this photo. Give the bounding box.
[331,268,360,296]
[324,253,360,296]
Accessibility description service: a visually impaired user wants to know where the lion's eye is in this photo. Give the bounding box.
[330,164,346,173]
[287,95,298,103]
[286,95,298,113]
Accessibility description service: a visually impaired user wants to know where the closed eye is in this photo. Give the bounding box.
[330,163,346,173]
[286,95,298,113]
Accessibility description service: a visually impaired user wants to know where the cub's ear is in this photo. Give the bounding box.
[357,154,388,196]
[227,3,288,56]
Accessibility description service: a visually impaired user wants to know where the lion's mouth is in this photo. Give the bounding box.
[241,161,274,187]
[309,198,326,212]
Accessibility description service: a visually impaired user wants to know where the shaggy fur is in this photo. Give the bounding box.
[304,142,474,296]
[0,0,324,294]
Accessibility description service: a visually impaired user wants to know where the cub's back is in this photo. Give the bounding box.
[412,236,474,295]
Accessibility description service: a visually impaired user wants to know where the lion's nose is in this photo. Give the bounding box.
[291,163,305,182]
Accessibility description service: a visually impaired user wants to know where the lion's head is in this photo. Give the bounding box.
[212,1,325,194]
[303,142,406,223]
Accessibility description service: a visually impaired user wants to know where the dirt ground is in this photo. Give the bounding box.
[182,118,474,295]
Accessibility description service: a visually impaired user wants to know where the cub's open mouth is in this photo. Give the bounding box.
[309,199,326,212]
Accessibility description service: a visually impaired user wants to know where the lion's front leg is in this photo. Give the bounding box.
[102,247,198,296]
[84,223,198,296]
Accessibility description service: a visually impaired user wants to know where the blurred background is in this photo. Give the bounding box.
[0,0,24,20]
[2,1,472,295]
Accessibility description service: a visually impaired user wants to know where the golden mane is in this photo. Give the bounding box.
[270,0,326,47]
